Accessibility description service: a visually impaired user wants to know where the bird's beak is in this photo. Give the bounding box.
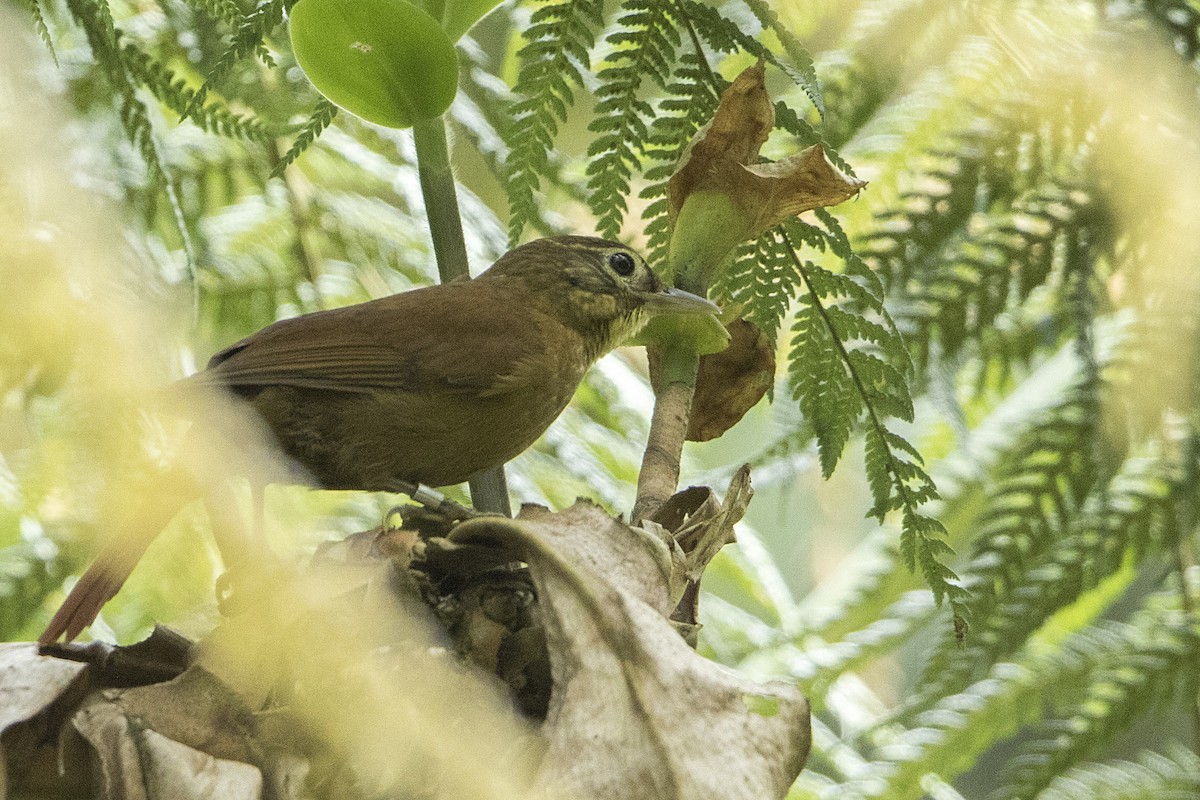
[641,287,721,317]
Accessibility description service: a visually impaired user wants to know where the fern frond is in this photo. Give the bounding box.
[64,0,196,277]
[776,218,966,622]
[993,606,1200,800]
[968,384,1100,582]
[787,591,937,706]
[24,0,58,66]
[680,0,831,152]
[585,0,680,238]
[855,593,1188,800]
[903,185,1098,370]
[182,0,245,28]
[183,0,288,122]
[713,237,794,340]
[914,440,1185,713]
[682,0,823,117]
[1038,745,1200,800]
[120,43,275,141]
[272,99,337,177]
[739,0,822,113]
[639,51,721,264]
[503,0,603,243]
[788,266,861,476]
[852,662,1051,800]
[856,97,1061,293]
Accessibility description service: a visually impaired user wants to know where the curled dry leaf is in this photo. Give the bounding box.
[449,500,808,800]
[651,465,754,627]
[10,491,797,799]
[0,643,92,793]
[677,464,753,583]
[689,319,775,441]
[667,58,866,289]
[510,501,686,615]
[70,666,298,800]
[646,319,773,442]
[37,625,191,688]
[667,62,775,221]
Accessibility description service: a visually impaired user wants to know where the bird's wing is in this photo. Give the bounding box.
[192,280,543,395]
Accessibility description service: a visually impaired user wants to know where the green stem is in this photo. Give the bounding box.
[411,116,512,516]
[632,342,699,523]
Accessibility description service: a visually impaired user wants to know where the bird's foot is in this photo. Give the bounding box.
[383,481,476,522]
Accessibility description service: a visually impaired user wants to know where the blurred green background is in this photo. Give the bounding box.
[3,1,1200,798]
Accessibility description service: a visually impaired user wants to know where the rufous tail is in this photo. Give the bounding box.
[39,466,202,645]
[38,540,145,644]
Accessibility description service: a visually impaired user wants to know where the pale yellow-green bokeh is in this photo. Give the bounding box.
[1,18,538,796]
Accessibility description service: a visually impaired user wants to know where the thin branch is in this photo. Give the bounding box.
[630,3,711,525]
[412,115,512,516]
[631,350,699,524]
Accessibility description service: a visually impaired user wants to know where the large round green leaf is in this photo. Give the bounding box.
[290,0,458,129]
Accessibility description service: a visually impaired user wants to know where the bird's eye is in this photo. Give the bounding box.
[608,251,637,277]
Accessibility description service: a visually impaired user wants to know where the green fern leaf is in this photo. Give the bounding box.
[184,0,287,122]
[272,99,337,176]
[585,0,679,238]
[789,300,861,477]
[679,0,823,119]
[504,0,603,243]
[121,44,275,141]
[777,219,965,623]
[734,0,823,117]
[24,0,59,66]
[994,610,1200,800]
[183,0,246,27]
[64,0,196,279]
[912,430,1186,716]
[639,53,720,263]
[1039,745,1200,800]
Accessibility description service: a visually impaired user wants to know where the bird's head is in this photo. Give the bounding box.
[484,236,718,353]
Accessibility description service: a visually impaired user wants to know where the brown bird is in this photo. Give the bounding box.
[39,236,717,644]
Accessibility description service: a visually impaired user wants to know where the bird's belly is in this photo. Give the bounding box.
[251,385,572,490]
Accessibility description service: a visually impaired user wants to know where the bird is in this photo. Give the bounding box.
[38,236,718,644]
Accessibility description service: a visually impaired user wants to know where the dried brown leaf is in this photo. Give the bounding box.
[448,495,805,800]
[689,319,775,442]
[668,59,774,221]
[665,59,865,286]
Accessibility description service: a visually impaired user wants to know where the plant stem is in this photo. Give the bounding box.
[632,343,699,523]
[412,115,512,516]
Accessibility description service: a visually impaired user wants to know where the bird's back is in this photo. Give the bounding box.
[189,276,589,489]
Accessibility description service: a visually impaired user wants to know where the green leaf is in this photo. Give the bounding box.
[409,0,505,41]
[627,313,731,356]
[503,0,603,244]
[585,0,680,238]
[290,0,458,129]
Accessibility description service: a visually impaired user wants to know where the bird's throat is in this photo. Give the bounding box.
[584,308,649,363]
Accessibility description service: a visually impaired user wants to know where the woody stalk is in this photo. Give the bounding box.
[632,60,866,523]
